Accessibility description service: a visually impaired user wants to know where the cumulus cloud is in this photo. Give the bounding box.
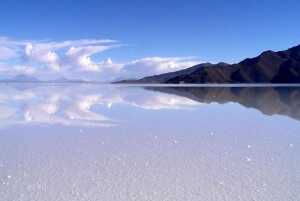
[107,58,113,64]
[21,39,117,63]
[0,37,28,59]
[0,37,122,79]
[122,57,199,78]
[62,46,111,71]
[23,44,59,63]
[0,36,202,81]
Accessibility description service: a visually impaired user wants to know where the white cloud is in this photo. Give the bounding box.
[0,47,18,59]
[0,62,8,72]
[23,44,59,63]
[12,65,37,74]
[0,36,31,46]
[62,46,111,71]
[0,36,202,81]
[0,37,27,59]
[0,63,37,79]
[0,37,116,49]
[122,57,199,78]
[0,37,122,80]
[21,39,117,64]
[107,58,113,64]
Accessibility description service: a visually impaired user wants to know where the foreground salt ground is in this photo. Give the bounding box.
[0,85,299,200]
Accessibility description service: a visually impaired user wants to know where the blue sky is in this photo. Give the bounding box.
[1,0,300,80]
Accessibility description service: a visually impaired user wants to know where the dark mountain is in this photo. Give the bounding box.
[110,77,138,83]
[110,77,127,83]
[144,86,300,121]
[165,44,300,84]
[0,74,42,83]
[115,62,221,84]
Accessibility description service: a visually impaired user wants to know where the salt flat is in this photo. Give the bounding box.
[0,84,299,200]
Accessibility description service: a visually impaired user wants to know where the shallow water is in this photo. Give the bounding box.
[0,84,299,200]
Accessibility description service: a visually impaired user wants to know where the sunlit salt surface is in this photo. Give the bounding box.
[0,84,299,200]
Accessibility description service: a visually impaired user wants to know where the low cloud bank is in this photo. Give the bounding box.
[0,37,201,81]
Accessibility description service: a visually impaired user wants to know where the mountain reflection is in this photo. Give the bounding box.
[1,84,299,128]
[144,86,300,121]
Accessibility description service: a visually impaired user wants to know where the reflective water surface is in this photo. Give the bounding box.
[0,84,299,200]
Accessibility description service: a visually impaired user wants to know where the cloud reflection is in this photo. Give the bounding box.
[0,84,202,128]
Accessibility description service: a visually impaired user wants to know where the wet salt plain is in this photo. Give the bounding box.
[0,84,300,201]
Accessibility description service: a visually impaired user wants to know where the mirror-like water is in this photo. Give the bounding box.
[0,84,299,200]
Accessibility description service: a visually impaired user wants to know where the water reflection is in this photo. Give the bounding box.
[0,84,202,128]
[0,85,299,128]
[0,85,115,128]
[145,86,300,121]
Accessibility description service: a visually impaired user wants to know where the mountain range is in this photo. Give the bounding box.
[116,44,300,84]
[2,44,300,84]
[117,62,226,84]
[0,74,89,83]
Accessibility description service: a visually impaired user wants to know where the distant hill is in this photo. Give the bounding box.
[0,74,42,83]
[48,77,88,83]
[115,62,227,84]
[0,75,89,83]
[165,44,300,84]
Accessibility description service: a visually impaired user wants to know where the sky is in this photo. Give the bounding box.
[1,0,300,81]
